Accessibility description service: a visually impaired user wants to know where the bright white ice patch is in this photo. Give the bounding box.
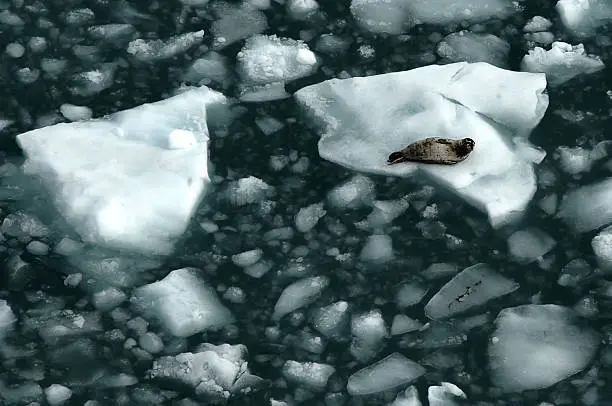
[294,62,549,228]
[16,86,228,255]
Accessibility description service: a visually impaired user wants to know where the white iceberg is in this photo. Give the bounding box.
[294,62,549,228]
[16,86,228,255]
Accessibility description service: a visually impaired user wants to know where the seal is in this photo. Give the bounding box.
[387,137,475,165]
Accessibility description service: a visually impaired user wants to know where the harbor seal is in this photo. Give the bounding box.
[387,137,475,165]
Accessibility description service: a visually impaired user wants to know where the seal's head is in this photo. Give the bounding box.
[457,138,475,156]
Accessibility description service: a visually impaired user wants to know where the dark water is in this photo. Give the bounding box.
[1,0,612,405]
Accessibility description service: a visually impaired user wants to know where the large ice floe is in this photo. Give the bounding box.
[294,62,549,228]
[15,86,228,256]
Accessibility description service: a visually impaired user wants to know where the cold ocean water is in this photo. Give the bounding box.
[0,0,612,405]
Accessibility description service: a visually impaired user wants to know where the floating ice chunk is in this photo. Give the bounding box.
[287,0,319,20]
[556,0,612,38]
[88,24,136,44]
[1,211,49,239]
[60,104,93,122]
[347,353,425,396]
[428,382,467,406]
[127,31,205,62]
[65,8,95,25]
[70,63,117,96]
[237,35,319,101]
[26,240,49,255]
[45,384,72,405]
[389,386,422,406]
[350,0,522,35]
[507,228,556,264]
[226,176,272,206]
[17,86,226,255]
[183,52,231,88]
[425,263,519,319]
[211,2,268,49]
[328,175,376,210]
[359,234,393,263]
[92,287,126,311]
[131,268,235,337]
[557,258,592,287]
[557,145,592,174]
[436,31,510,68]
[295,62,549,228]
[557,178,612,232]
[231,249,263,267]
[364,198,409,229]
[0,118,13,132]
[295,202,326,232]
[0,299,16,339]
[395,282,428,308]
[149,344,253,402]
[282,360,335,391]
[180,0,211,6]
[350,309,387,362]
[488,304,600,393]
[273,276,329,321]
[310,300,350,340]
[524,16,553,32]
[524,31,556,45]
[521,42,605,86]
[391,314,423,335]
[5,42,25,58]
[0,382,43,404]
[592,226,612,272]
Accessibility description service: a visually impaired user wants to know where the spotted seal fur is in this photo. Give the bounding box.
[387,137,475,165]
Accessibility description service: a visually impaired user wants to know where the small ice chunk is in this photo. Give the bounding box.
[45,384,72,405]
[70,63,117,96]
[350,309,387,362]
[244,259,273,278]
[5,42,25,58]
[54,237,84,255]
[273,276,329,321]
[557,145,593,174]
[524,31,555,45]
[557,178,612,232]
[139,332,164,354]
[211,2,268,49]
[556,0,612,38]
[282,360,335,391]
[425,263,519,319]
[524,16,553,32]
[236,35,318,100]
[0,299,17,339]
[1,211,49,239]
[65,8,95,25]
[507,228,556,264]
[365,198,410,228]
[436,31,510,68]
[391,314,423,335]
[359,234,393,263]
[295,62,549,228]
[488,304,600,393]
[287,0,319,20]
[226,176,272,206]
[127,31,205,62]
[310,301,350,340]
[184,52,231,88]
[60,104,93,122]
[131,268,235,337]
[26,240,50,255]
[255,115,285,135]
[295,202,326,232]
[428,382,467,406]
[327,175,376,209]
[231,249,263,267]
[592,226,612,272]
[88,24,137,44]
[389,386,422,406]
[521,42,605,86]
[347,353,425,395]
[92,287,127,311]
[395,282,428,309]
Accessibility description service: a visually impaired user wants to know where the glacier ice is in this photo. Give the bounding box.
[16,86,228,255]
[295,62,549,228]
[488,304,600,393]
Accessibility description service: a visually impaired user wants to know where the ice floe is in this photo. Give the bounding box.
[488,304,600,393]
[16,86,228,255]
[295,61,549,228]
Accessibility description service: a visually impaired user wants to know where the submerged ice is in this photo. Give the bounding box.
[295,61,549,227]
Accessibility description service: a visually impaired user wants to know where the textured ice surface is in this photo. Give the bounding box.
[425,263,519,319]
[350,0,522,34]
[131,268,235,337]
[272,276,330,321]
[347,353,425,395]
[557,178,612,232]
[17,86,228,255]
[592,225,612,272]
[295,62,549,227]
[521,42,605,86]
[488,304,600,393]
[436,31,510,68]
